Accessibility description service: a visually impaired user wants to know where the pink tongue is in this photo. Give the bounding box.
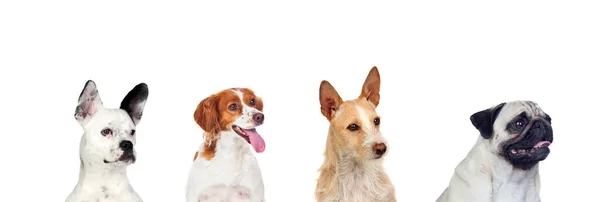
[534,141,551,148]
[244,129,266,153]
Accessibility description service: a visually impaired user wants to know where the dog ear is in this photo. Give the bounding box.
[120,83,149,125]
[359,66,381,107]
[319,80,344,121]
[544,113,552,124]
[470,102,506,139]
[194,95,221,135]
[74,80,104,126]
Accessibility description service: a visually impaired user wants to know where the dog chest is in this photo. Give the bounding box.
[187,151,264,201]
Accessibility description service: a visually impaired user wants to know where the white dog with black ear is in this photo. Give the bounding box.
[436,101,553,202]
[66,80,149,202]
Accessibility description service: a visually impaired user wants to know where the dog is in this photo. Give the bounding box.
[315,66,396,202]
[186,88,266,202]
[66,80,149,202]
[436,101,553,202]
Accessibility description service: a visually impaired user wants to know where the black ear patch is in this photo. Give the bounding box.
[120,83,149,125]
[544,113,552,124]
[470,102,506,139]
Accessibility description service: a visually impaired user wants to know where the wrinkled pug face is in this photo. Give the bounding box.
[471,101,553,170]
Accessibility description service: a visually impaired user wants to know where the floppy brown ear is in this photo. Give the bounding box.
[319,80,344,121]
[194,95,221,135]
[359,66,381,107]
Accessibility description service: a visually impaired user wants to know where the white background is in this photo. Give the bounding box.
[1,1,599,201]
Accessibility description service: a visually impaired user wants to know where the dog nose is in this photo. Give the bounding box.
[253,113,264,124]
[372,143,387,156]
[120,140,133,150]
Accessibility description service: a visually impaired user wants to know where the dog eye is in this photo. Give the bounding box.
[101,128,112,136]
[347,124,360,131]
[131,130,136,136]
[511,118,526,131]
[250,98,256,106]
[228,103,238,111]
[374,117,380,126]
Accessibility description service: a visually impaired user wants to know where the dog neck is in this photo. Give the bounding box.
[316,130,391,201]
[205,130,253,161]
[456,137,541,201]
[487,144,541,201]
[77,161,131,185]
[74,140,133,195]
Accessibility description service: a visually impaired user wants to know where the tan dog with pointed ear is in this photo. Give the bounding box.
[315,67,397,202]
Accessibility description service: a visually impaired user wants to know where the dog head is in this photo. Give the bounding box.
[319,66,387,160]
[471,100,553,170]
[193,88,266,159]
[74,80,149,168]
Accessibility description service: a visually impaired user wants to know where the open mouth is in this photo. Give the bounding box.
[508,141,551,156]
[506,131,552,160]
[232,125,266,153]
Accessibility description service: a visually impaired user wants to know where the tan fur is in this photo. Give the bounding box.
[316,67,396,202]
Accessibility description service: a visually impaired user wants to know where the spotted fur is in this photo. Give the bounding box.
[66,80,148,202]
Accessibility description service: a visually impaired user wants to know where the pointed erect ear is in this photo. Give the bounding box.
[194,95,221,134]
[120,83,149,125]
[75,80,104,126]
[470,102,506,139]
[319,80,344,121]
[359,66,381,107]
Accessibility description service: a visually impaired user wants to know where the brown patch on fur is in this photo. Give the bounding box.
[193,151,199,161]
[193,90,244,160]
[200,141,217,161]
[239,88,263,111]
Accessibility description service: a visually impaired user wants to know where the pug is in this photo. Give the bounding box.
[436,101,553,202]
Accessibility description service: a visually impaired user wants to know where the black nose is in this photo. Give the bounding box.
[120,140,133,150]
[373,143,387,156]
[253,113,264,124]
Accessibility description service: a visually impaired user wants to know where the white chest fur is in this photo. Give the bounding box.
[66,166,142,202]
[332,159,394,202]
[437,141,541,202]
[490,163,541,202]
[186,133,265,202]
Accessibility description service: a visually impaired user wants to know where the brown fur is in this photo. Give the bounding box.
[193,88,263,161]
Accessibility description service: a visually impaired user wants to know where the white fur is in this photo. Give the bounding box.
[197,184,253,202]
[437,101,548,202]
[66,81,147,202]
[436,137,541,202]
[186,131,265,202]
[356,104,387,158]
[186,89,265,202]
[232,90,261,129]
[333,155,394,202]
